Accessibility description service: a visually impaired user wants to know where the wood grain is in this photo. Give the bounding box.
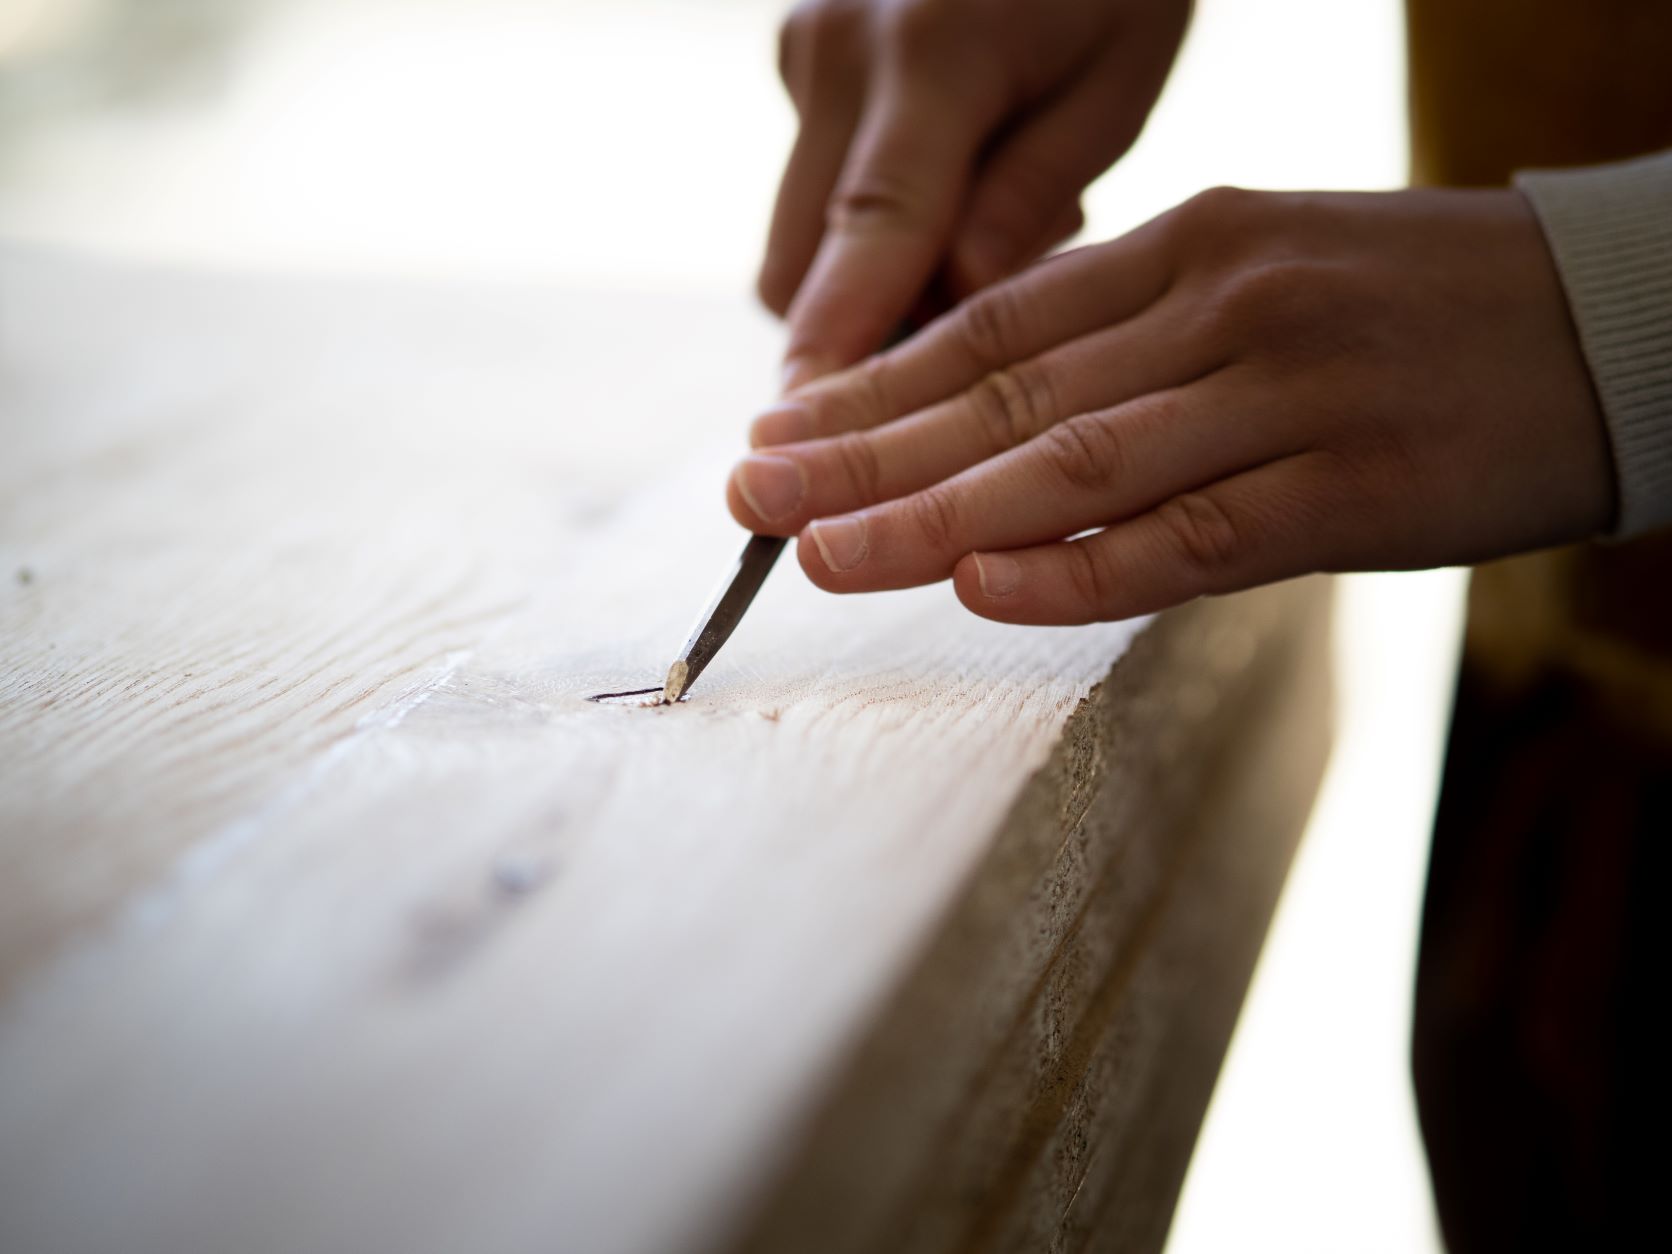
[0,246,1330,1254]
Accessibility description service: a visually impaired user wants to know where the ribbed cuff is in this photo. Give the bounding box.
[1516,149,1672,538]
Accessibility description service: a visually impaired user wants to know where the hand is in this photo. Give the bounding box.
[761,0,1192,389]
[727,186,1616,624]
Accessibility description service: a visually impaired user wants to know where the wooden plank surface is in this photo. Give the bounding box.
[0,246,1329,1254]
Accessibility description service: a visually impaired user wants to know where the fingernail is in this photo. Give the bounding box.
[974,552,1021,597]
[781,353,834,394]
[736,455,806,522]
[809,516,868,573]
[750,403,812,447]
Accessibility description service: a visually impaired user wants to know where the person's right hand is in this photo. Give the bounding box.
[760,0,1193,391]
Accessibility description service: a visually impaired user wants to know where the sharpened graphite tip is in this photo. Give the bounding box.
[662,659,690,705]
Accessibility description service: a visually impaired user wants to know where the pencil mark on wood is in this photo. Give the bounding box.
[586,686,675,707]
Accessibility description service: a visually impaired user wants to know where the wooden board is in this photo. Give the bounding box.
[0,246,1331,1254]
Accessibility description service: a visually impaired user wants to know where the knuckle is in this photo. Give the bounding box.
[830,430,886,503]
[906,484,963,551]
[1040,413,1126,492]
[968,363,1056,454]
[805,357,891,435]
[1204,259,1338,350]
[1157,491,1242,575]
[1174,184,1261,236]
[853,355,894,425]
[1067,542,1115,614]
[1234,259,1310,312]
[954,283,1027,371]
[1132,388,1189,434]
[828,167,931,234]
[1288,449,1367,542]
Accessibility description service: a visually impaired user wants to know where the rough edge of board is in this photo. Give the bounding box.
[726,575,1336,1254]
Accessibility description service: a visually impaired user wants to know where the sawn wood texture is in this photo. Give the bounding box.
[0,247,1331,1254]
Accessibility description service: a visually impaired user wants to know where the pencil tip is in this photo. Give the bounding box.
[662,659,689,705]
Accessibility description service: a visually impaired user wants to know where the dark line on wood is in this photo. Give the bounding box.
[586,687,675,705]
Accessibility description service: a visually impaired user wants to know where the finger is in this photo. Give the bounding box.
[780,69,1002,389]
[791,372,1300,591]
[757,15,867,317]
[731,294,1225,533]
[753,221,1176,447]
[951,452,1353,625]
[759,102,863,317]
[948,53,1153,295]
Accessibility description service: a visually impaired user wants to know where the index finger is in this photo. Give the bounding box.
[780,69,997,389]
[755,218,1178,447]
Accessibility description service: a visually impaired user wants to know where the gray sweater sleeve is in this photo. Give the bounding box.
[1515,149,1672,537]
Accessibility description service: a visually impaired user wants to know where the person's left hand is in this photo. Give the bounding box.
[726,185,1616,624]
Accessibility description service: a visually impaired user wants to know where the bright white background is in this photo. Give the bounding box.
[0,1,1457,1247]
